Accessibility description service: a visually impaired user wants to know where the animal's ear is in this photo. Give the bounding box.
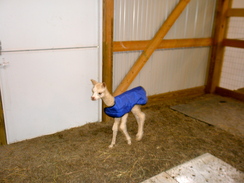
[91,79,98,85]
[102,82,106,88]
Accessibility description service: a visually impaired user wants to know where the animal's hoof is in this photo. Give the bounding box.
[136,134,143,141]
[127,140,131,145]
[109,144,114,148]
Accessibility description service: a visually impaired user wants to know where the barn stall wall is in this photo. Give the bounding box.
[206,0,244,102]
[112,0,216,95]
[219,0,244,91]
[0,0,102,144]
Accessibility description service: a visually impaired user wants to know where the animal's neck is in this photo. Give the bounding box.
[102,89,115,107]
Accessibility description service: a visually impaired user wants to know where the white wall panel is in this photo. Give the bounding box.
[114,48,210,95]
[0,0,99,50]
[114,0,216,41]
[113,0,216,95]
[0,0,102,143]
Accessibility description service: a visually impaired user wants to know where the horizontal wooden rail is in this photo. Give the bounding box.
[226,8,244,17]
[222,39,244,48]
[148,86,205,103]
[113,38,213,52]
[215,87,244,102]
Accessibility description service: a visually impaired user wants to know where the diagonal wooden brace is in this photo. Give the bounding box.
[113,0,191,96]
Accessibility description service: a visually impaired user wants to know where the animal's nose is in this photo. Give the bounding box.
[91,96,96,101]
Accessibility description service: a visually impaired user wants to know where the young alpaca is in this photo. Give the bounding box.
[91,79,147,148]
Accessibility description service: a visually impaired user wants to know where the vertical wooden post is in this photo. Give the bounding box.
[102,0,114,121]
[113,0,191,96]
[206,0,232,93]
[0,92,7,145]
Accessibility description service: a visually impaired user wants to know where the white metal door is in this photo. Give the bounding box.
[0,0,102,143]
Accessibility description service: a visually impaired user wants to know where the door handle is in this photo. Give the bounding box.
[0,62,9,68]
[0,58,9,68]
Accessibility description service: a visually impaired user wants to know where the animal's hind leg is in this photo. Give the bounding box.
[119,113,131,145]
[132,105,145,141]
[109,118,120,148]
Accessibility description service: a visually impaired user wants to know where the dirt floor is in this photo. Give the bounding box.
[0,94,243,183]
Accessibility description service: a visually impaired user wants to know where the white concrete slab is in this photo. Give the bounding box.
[142,172,178,183]
[142,153,244,183]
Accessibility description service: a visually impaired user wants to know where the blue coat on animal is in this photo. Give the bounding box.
[104,86,147,118]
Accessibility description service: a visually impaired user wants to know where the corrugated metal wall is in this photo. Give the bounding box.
[113,0,216,95]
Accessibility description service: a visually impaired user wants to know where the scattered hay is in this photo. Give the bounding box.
[0,95,243,182]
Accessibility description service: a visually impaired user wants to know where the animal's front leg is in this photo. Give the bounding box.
[109,118,120,148]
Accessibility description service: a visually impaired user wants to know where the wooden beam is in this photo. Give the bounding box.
[113,38,213,52]
[226,8,244,17]
[215,87,244,102]
[102,0,114,122]
[113,0,191,96]
[147,86,205,104]
[206,0,232,93]
[0,92,7,145]
[222,39,244,48]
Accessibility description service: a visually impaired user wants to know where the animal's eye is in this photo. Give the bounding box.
[98,92,102,95]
